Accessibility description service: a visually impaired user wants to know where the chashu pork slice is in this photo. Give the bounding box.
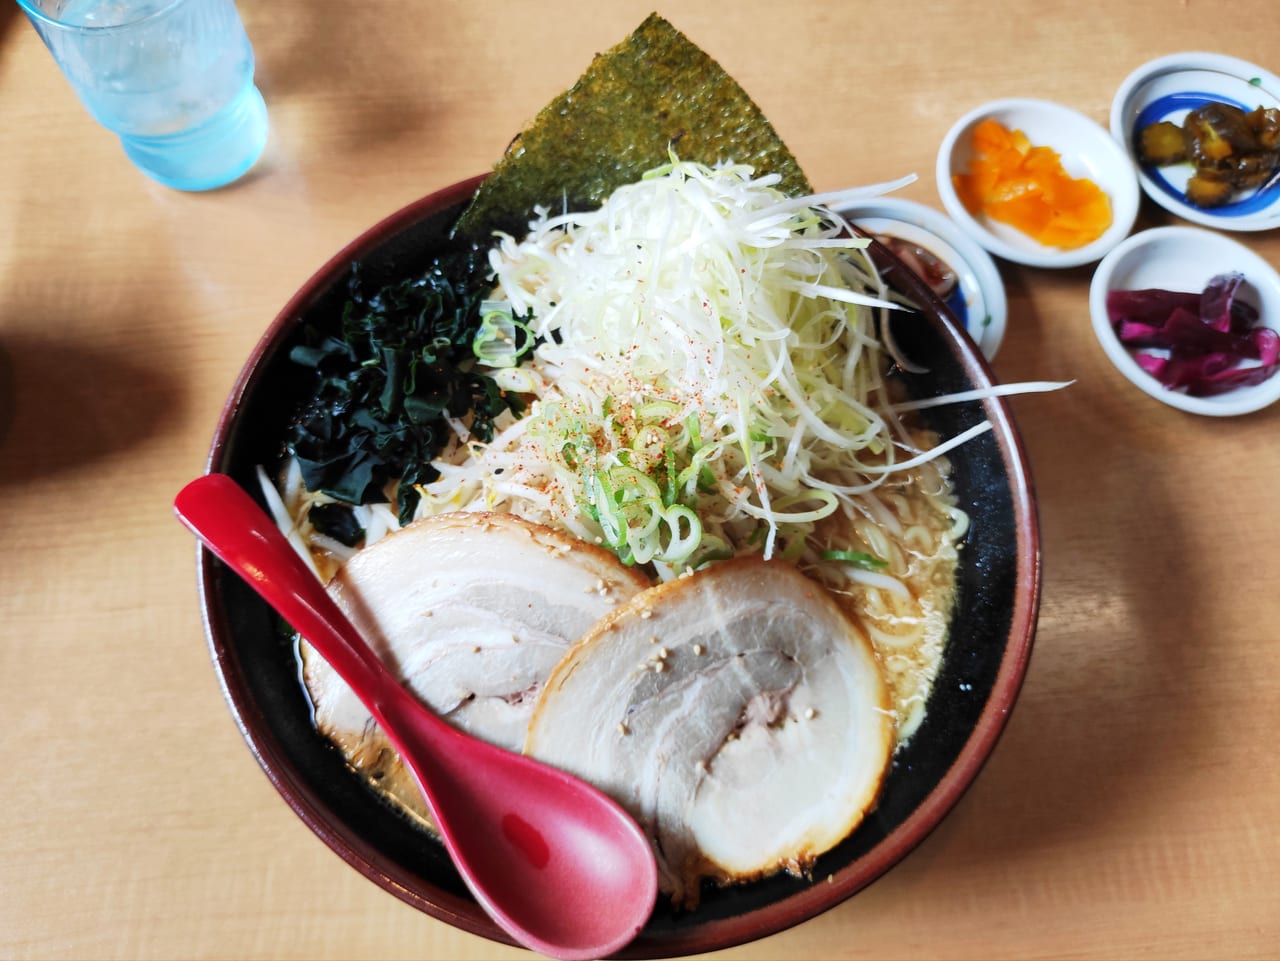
[302,511,650,824]
[525,557,894,907]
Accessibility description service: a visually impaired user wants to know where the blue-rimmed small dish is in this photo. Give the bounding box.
[1111,52,1280,231]
[836,198,1007,360]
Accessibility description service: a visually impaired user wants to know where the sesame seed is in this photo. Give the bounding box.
[804,708,817,720]
[692,644,704,656]
[653,660,666,673]
[618,722,629,736]
[657,647,669,659]
[649,636,659,645]
[639,609,653,620]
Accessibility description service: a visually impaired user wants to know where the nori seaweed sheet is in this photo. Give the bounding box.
[452,13,812,241]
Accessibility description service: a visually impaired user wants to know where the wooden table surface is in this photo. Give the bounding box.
[3,2,1279,959]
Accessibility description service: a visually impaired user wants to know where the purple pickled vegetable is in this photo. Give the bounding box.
[1133,352,1166,379]
[1198,271,1265,333]
[1106,282,1258,332]
[1116,307,1264,357]
[1199,271,1245,332]
[1195,363,1280,395]
[1108,271,1277,398]
[1105,288,1201,326]
[1176,353,1279,396]
[1253,327,1280,364]
[1133,350,1277,396]
[1230,298,1260,332]
[1134,351,1228,388]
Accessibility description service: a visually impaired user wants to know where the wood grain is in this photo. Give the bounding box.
[2,2,1278,958]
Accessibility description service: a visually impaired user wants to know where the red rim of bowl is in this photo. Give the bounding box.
[194,175,1041,957]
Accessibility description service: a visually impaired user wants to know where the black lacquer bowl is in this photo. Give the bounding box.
[195,175,1041,957]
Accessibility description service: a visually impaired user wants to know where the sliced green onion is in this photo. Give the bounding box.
[473,305,532,367]
[758,489,839,523]
[821,549,888,570]
[656,504,701,564]
[437,157,982,575]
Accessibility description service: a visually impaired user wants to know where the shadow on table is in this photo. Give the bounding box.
[885,262,1211,876]
[0,330,183,488]
[245,2,434,156]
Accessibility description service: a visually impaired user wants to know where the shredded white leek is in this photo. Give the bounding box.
[256,465,322,578]
[416,156,968,575]
[263,157,1065,744]
[891,380,1075,412]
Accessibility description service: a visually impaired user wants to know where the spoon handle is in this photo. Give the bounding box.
[174,473,401,714]
[176,473,659,960]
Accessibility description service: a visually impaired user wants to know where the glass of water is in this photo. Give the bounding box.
[18,0,269,191]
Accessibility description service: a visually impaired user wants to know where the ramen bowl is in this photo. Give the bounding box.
[194,176,1041,957]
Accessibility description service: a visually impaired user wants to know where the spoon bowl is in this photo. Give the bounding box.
[174,473,658,961]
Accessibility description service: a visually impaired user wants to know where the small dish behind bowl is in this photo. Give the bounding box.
[836,197,1008,360]
[1110,52,1280,231]
[937,98,1140,269]
[1089,226,1280,416]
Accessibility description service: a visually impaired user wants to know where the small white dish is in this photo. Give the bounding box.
[835,198,1007,360]
[1111,52,1280,231]
[1089,226,1280,416]
[937,98,1140,269]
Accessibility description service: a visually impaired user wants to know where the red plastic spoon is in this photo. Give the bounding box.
[175,473,657,961]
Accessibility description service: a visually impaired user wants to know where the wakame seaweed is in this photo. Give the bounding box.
[285,14,807,530]
[307,503,365,548]
[285,248,522,525]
